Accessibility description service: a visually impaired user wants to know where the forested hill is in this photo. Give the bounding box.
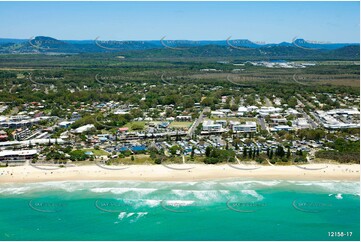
[0,36,359,60]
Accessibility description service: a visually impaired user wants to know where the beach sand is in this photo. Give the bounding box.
[0,163,359,183]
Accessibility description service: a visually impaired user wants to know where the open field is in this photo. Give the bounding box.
[169,121,193,128]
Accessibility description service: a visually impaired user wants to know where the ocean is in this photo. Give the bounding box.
[0,180,359,241]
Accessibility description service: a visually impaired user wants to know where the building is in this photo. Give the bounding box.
[0,138,67,148]
[0,149,38,163]
[295,118,310,129]
[270,118,288,126]
[237,106,248,116]
[211,111,225,118]
[158,122,170,129]
[215,120,227,127]
[59,121,74,128]
[258,107,283,116]
[316,109,360,129]
[176,115,192,121]
[202,120,222,132]
[271,125,293,132]
[232,122,257,133]
[72,124,95,134]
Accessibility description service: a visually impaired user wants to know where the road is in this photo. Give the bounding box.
[296,94,316,109]
[295,96,320,128]
[257,117,268,131]
[264,97,273,107]
[187,107,209,137]
[300,110,319,128]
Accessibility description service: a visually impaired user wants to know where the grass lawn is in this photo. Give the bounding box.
[111,154,152,165]
[83,148,109,156]
[210,117,239,121]
[169,121,193,128]
[239,117,257,122]
[122,121,147,131]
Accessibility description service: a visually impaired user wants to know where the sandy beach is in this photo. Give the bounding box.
[0,163,359,183]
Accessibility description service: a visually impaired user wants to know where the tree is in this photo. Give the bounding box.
[191,146,195,160]
[243,147,247,158]
[205,146,212,157]
[169,145,181,156]
[287,147,291,159]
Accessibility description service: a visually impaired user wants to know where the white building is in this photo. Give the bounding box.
[258,107,283,116]
[202,120,222,132]
[176,115,192,121]
[0,149,38,162]
[295,118,310,129]
[73,124,95,134]
[211,111,225,118]
[232,122,257,133]
[215,120,227,127]
[271,125,293,132]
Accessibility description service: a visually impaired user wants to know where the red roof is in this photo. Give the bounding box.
[118,127,129,132]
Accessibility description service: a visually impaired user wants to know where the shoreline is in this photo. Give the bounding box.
[0,163,359,183]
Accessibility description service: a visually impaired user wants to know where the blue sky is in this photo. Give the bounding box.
[0,1,359,43]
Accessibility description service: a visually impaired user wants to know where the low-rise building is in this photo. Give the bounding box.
[232,122,257,133]
[72,124,96,134]
[0,149,38,163]
[202,120,222,132]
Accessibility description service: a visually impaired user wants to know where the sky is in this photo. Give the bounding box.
[0,1,359,43]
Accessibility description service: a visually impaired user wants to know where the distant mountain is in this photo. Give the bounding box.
[0,38,28,44]
[0,36,359,60]
[121,44,360,61]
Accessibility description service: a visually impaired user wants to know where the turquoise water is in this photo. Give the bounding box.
[0,180,359,241]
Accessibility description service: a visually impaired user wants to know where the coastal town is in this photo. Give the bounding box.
[0,85,359,168]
